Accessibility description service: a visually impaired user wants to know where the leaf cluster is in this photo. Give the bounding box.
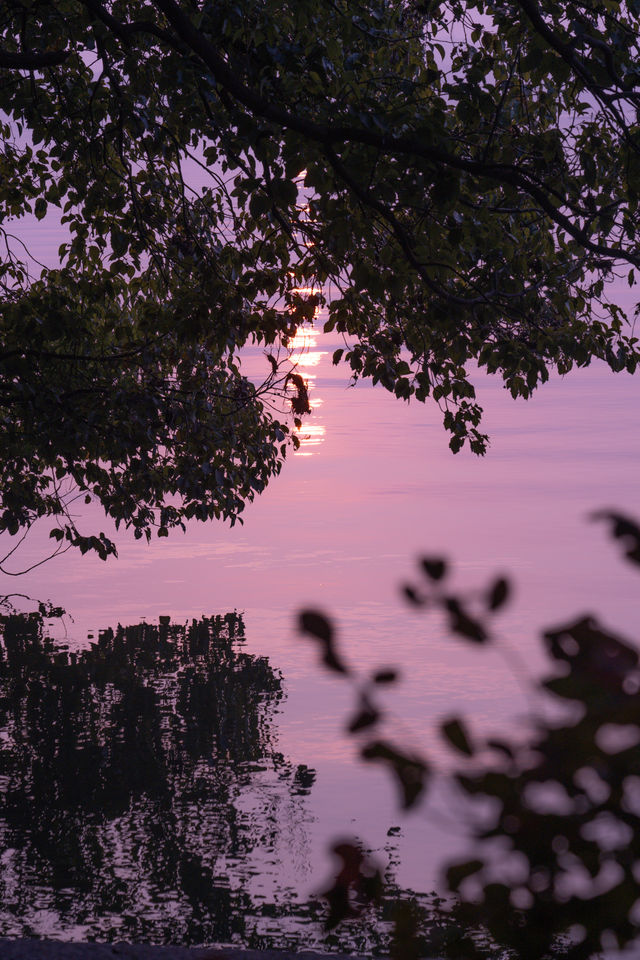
[301,513,640,958]
[3,0,640,550]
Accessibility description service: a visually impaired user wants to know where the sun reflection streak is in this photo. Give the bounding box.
[288,324,327,456]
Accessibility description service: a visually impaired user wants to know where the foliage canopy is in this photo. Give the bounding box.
[2,0,640,554]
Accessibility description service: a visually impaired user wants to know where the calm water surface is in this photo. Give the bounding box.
[2,310,640,945]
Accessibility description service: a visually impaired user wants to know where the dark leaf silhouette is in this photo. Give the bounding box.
[285,372,312,416]
[299,609,333,643]
[361,740,429,809]
[486,577,510,612]
[372,669,399,685]
[298,609,349,674]
[440,718,474,756]
[321,841,382,929]
[445,859,484,893]
[444,597,488,643]
[347,697,380,733]
[592,510,640,565]
[486,738,515,760]
[402,584,425,606]
[420,557,448,582]
[266,353,278,374]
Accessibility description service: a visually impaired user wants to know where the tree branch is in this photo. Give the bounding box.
[150,0,640,268]
[0,47,69,70]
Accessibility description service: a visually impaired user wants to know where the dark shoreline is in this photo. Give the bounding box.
[0,943,369,960]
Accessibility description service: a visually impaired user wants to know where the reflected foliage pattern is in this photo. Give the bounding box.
[0,612,314,944]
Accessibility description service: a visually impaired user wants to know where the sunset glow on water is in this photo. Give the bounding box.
[2,185,640,943]
[3,307,640,918]
[287,325,327,456]
[5,4,640,951]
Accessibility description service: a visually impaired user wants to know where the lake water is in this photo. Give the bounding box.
[1,305,640,949]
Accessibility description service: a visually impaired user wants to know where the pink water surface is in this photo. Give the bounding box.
[2,310,640,895]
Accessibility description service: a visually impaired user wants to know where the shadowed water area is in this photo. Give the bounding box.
[0,611,461,956]
[0,613,310,944]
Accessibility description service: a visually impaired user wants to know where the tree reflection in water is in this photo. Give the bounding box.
[0,612,316,944]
